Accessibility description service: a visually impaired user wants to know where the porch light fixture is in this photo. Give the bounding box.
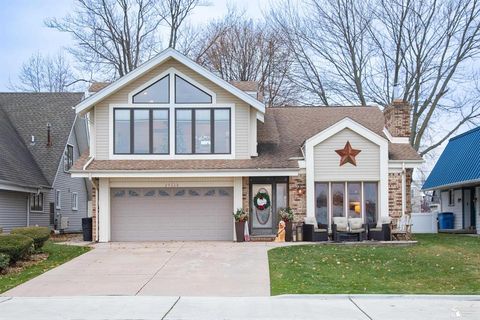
[296,186,305,195]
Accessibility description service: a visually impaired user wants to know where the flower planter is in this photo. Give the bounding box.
[284,221,293,242]
[235,221,245,242]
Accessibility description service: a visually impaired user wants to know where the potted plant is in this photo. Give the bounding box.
[233,208,248,242]
[279,207,294,242]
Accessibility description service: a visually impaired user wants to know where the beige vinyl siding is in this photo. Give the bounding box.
[93,58,251,159]
[313,128,380,181]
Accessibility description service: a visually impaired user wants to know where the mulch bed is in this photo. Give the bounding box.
[1,252,49,276]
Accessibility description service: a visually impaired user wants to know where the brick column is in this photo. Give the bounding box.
[242,177,250,213]
[289,174,306,223]
[388,169,413,219]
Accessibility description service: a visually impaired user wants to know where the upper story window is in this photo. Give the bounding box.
[175,75,212,104]
[175,108,231,154]
[64,144,74,171]
[114,108,169,154]
[132,75,169,104]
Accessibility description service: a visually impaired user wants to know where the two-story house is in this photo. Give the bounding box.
[71,48,423,242]
[0,93,90,233]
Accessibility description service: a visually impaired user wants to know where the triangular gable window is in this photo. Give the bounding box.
[175,75,212,104]
[133,75,169,103]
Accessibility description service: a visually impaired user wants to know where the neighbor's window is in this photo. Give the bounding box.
[175,75,212,104]
[30,193,44,212]
[175,108,231,154]
[72,192,78,211]
[448,189,455,206]
[114,108,169,154]
[64,144,74,171]
[315,183,328,225]
[132,75,169,104]
[55,189,61,209]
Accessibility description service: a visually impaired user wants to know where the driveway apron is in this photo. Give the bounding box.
[2,241,273,297]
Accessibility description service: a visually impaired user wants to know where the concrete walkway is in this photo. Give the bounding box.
[3,241,283,297]
[0,295,478,319]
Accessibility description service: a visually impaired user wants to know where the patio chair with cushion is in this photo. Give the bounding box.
[367,217,391,241]
[348,218,367,241]
[303,217,329,241]
[331,217,348,241]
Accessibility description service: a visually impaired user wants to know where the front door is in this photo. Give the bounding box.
[250,177,289,235]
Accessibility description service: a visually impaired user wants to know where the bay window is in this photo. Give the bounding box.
[175,108,231,154]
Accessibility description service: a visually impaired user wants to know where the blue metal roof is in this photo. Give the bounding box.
[423,126,480,190]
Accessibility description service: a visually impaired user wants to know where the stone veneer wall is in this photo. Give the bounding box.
[242,177,250,214]
[388,169,413,218]
[289,174,306,223]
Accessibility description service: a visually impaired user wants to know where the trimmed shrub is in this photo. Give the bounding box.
[11,227,50,250]
[0,234,34,263]
[0,253,9,272]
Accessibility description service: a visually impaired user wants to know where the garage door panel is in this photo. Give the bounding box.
[111,187,233,241]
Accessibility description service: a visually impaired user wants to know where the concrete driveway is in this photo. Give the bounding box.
[2,241,278,297]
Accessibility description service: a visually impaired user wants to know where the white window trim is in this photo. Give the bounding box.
[109,103,236,160]
[72,192,78,211]
[29,193,44,213]
[56,189,62,210]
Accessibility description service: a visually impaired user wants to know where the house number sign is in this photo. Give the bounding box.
[164,183,179,188]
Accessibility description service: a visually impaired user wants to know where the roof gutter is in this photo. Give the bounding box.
[0,179,51,193]
[422,178,480,191]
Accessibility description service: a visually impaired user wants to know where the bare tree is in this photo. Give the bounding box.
[185,8,298,106]
[162,0,209,49]
[9,52,76,92]
[269,0,480,155]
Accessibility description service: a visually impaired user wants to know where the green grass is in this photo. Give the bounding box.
[0,241,90,293]
[268,234,480,295]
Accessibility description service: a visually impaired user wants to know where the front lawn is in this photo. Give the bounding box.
[0,241,90,293]
[269,234,480,295]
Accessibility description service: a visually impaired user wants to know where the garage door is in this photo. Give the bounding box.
[110,187,233,241]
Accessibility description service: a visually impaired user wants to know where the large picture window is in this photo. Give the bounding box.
[315,181,378,224]
[114,108,169,154]
[175,108,231,154]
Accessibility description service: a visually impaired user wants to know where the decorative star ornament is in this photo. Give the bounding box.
[335,141,361,166]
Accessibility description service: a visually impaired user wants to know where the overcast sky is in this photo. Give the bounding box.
[0,0,266,91]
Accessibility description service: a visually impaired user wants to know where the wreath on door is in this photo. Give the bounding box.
[253,191,271,210]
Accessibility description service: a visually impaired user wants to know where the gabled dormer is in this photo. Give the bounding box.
[77,48,265,161]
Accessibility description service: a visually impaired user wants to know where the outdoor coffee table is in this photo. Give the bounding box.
[336,231,361,242]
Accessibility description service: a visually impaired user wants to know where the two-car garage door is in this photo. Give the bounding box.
[110,187,233,241]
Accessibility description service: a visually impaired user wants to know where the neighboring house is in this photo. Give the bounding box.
[423,127,480,233]
[0,93,90,233]
[70,48,423,242]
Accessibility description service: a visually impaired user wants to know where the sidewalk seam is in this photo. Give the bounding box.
[162,296,181,320]
[135,243,185,295]
[0,297,12,304]
[349,296,373,320]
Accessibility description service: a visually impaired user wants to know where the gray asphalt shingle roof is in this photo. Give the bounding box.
[0,92,84,187]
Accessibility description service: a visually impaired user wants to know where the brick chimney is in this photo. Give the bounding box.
[383,99,411,138]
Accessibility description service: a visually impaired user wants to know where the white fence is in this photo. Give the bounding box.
[411,212,438,233]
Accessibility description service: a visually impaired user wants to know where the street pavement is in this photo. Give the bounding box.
[0,295,478,319]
